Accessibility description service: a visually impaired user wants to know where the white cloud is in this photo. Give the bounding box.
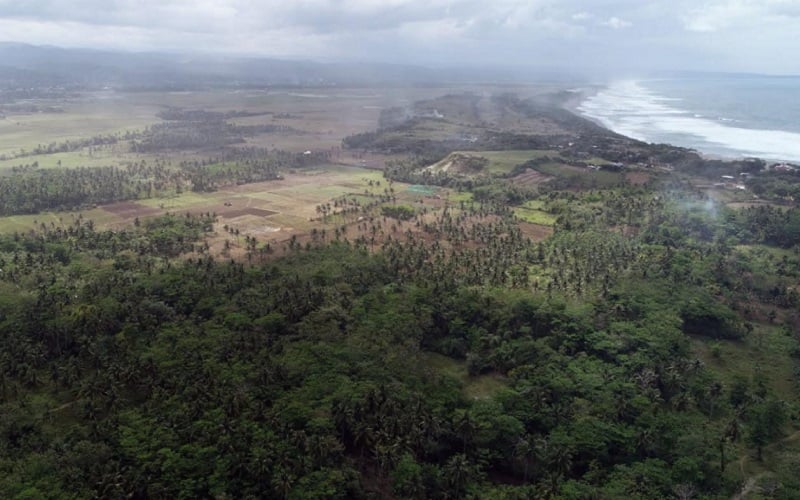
[0,0,799,73]
[571,11,593,21]
[683,0,800,33]
[601,16,631,29]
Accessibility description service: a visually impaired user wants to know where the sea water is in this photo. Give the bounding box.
[577,76,800,162]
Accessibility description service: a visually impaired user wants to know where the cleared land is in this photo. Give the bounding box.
[427,149,560,176]
[514,200,557,226]
[0,88,621,260]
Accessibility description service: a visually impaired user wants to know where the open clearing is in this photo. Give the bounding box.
[0,94,158,156]
[422,352,509,400]
[472,149,560,174]
[0,86,451,171]
[511,168,553,187]
[692,323,797,401]
[0,86,575,255]
[0,165,394,236]
[514,200,557,226]
[428,149,560,176]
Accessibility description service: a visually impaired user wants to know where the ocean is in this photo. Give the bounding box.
[577,76,800,163]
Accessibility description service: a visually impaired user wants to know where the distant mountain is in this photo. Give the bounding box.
[0,43,589,90]
[0,43,449,89]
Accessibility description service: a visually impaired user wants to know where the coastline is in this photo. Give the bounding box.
[560,85,602,121]
[563,81,799,165]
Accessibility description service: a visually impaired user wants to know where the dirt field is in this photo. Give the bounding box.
[103,201,162,219]
[518,221,554,241]
[511,168,552,187]
[219,207,278,218]
[625,171,652,185]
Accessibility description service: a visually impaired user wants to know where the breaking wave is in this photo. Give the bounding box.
[578,80,800,162]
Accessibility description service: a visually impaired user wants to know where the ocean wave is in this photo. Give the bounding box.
[578,80,800,162]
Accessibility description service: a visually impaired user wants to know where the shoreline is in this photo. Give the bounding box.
[561,83,795,166]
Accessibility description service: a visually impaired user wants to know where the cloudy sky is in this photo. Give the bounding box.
[0,0,798,74]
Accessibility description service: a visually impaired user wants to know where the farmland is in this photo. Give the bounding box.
[0,86,568,253]
[2,82,800,499]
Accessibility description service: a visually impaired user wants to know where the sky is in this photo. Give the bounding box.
[0,0,799,75]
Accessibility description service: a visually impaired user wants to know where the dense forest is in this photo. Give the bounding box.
[2,169,799,498]
[2,88,800,498]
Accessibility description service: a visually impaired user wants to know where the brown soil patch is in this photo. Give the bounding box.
[726,201,787,209]
[518,222,553,241]
[220,207,278,218]
[217,170,357,195]
[102,201,161,219]
[625,171,651,185]
[511,168,552,187]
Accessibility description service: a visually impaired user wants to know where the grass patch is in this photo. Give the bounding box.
[735,244,797,261]
[448,191,474,203]
[406,185,438,196]
[0,99,159,155]
[532,162,624,188]
[476,150,560,174]
[514,200,556,226]
[692,323,797,401]
[138,192,223,210]
[0,209,123,234]
[423,352,508,400]
[434,150,560,176]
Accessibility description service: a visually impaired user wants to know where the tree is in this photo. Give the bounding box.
[746,398,787,461]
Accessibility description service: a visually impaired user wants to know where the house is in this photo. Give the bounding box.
[773,163,797,172]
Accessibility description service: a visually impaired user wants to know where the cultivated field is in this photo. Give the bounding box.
[0,86,562,253]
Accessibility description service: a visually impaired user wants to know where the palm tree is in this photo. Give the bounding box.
[707,381,723,418]
[443,453,474,495]
[271,468,294,499]
[514,435,536,481]
[454,411,477,453]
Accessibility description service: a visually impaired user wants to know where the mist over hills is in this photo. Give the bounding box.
[0,43,591,90]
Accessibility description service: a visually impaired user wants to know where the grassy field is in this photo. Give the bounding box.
[428,150,560,176]
[0,96,159,156]
[692,323,797,401]
[0,86,451,171]
[693,322,800,483]
[534,161,625,188]
[0,208,123,233]
[514,200,557,226]
[448,191,474,203]
[423,352,508,400]
[0,165,397,237]
[471,149,560,174]
[0,86,436,238]
[0,148,154,170]
[123,87,451,153]
[0,86,607,248]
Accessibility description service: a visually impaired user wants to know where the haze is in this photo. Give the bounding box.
[1,0,799,75]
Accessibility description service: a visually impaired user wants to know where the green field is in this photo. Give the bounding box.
[534,162,624,188]
[0,98,159,156]
[429,150,561,176]
[0,164,402,236]
[0,208,123,233]
[448,191,474,203]
[693,324,797,401]
[471,149,561,174]
[514,200,557,225]
[423,352,508,400]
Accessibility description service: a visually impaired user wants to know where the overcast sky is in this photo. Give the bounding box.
[0,0,799,75]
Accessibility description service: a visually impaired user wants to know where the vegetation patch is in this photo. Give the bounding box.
[381,205,416,221]
[514,200,557,226]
